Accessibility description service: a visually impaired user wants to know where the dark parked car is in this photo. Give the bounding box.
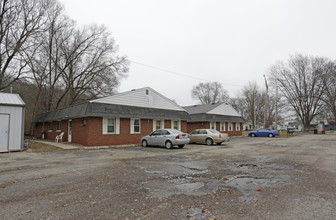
[141,129,190,149]
[249,128,279,137]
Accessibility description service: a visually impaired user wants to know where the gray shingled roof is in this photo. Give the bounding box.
[183,103,222,114]
[32,102,190,123]
[188,113,245,123]
[183,103,244,122]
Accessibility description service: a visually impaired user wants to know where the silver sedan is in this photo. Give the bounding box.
[141,129,190,149]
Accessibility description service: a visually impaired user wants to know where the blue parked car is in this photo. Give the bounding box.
[249,128,279,137]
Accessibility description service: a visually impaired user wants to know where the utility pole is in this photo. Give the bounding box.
[263,75,268,128]
[275,86,278,130]
[253,93,256,130]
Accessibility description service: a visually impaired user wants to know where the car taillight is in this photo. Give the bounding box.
[275,131,278,133]
[176,135,180,139]
[219,134,222,138]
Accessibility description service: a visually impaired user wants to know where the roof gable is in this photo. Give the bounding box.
[207,103,241,117]
[184,102,241,117]
[0,93,25,106]
[90,87,186,112]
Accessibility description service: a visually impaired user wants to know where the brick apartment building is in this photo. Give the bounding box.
[183,103,244,137]
[33,87,190,146]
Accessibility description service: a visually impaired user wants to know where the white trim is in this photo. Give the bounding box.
[236,122,240,131]
[171,120,181,130]
[210,121,216,130]
[102,117,120,134]
[130,118,141,134]
[220,122,226,131]
[48,122,52,132]
[153,119,164,131]
[56,121,61,132]
[228,122,233,131]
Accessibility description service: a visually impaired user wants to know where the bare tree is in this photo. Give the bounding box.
[191,81,230,104]
[268,54,326,131]
[0,0,49,90]
[320,60,336,121]
[240,81,265,129]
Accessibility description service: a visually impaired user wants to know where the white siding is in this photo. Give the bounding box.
[91,87,186,111]
[0,105,24,151]
[207,103,241,117]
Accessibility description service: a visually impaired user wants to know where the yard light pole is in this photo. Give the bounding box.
[263,74,268,128]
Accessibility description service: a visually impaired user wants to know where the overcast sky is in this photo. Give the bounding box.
[59,0,336,106]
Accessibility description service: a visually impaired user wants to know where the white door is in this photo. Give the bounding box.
[68,119,72,142]
[0,114,10,152]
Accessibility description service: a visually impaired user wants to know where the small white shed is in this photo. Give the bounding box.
[0,93,25,153]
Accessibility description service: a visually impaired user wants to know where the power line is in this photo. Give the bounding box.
[130,60,243,87]
[130,60,210,82]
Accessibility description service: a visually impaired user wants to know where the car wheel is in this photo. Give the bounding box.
[268,133,274,138]
[251,133,256,137]
[165,141,173,149]
[206,138,213,146]
[142,140,148,147]
[178,145,185,148]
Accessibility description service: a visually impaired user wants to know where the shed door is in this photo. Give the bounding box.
[0,114,9,152]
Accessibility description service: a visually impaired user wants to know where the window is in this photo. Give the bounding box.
[236,123,240,131]
[48,122,52,132]
[228,123,233,131]
[153,119,164,131]
[56,121,61,131]
[171,120,180,130]
[103,117,120,135]
[220,122,226,131]
[131,119,141,134]
[210,122,216,130]
[107,118,115,133]
[81,119,86,126]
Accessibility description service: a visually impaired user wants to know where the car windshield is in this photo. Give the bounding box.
[209,129,220,134]
[169,129,182,134]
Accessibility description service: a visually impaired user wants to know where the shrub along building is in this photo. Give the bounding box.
[33,87,190,146]
[183,102,244,137]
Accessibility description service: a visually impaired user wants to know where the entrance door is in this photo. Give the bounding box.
[0,114,9,152]
[68,119,72,142]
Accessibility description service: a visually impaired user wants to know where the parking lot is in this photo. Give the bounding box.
[1,134,336,219]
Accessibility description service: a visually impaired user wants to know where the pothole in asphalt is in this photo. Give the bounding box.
[136,157,292,201]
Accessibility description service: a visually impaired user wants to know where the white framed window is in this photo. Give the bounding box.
[153,119,164,131]
[103,117,120,134]
[220,122,226,131]
[130,119,141,134]
[210,122,216,130]
[108,118,115,133]
[48,122,52,132]
[56,121,61,131]
[236,123,240,131]
[171,120,181,130]
[228,123,233,131]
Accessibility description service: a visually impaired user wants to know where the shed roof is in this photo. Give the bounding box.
[0,93,25,106]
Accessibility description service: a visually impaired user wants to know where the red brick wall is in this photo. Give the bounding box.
[164,120,171,129]
[34,121,68,141]
[186,122,210,133]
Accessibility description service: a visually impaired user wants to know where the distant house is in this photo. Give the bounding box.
[183,103,244,136]
[0,93,25,152]
[33,87,190,146]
